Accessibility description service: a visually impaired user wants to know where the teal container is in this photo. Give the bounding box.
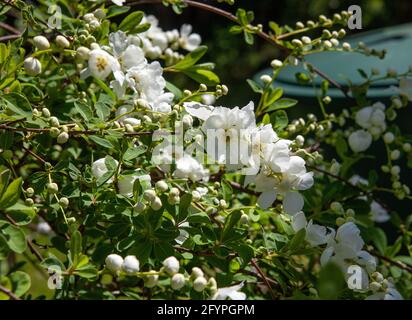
[255,23,412,100]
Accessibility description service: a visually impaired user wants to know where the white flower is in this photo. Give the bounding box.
[355,102,386,137]
[145,271,159,288]
[36,221,52,235]
[175,221,190,245]
[122,255,140,274]
[111,0,125,6]
[87,49,120,79]
[174,154,209,182]
[163,256,180,275]
[171,273,186,290]
[370,201,390,223]
[366,283,403,300]
[348,130,372,153]
[24,57,42,76]
[291,212,333,246]
[105,254,124,273]
[179,24,201,51]
[91,158,119,183]
[211,283,246,300]
[117,173,151,197]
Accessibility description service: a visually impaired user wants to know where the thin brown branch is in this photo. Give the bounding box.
[0,285,21,300]
[250,258,276,299]
[0,34,20,42]
[0,21,20,35]
[368,250,412,274]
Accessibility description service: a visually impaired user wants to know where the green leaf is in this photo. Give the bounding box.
[336,135,348,159]
[287,228,306,252]
[0,222,26,254]
[178,193,192,222]
[271,110,288,131]
[368,227,387,255]
[9,271,31,297]
[183,67,220,86]
[243,31,254,45]
[89,136,114,149]
[129,237,152,264]
[266,98,298,112]
[74,101,93,122]
[236,9,249,26]
[221,210,242,242]
[318,263,345,299]
[221,180,233,203]
[1,93,32,117]
[74,264,98,279]
[263,87,283,108]
[123,145,147,161]
[229,25,243,34]
[166,81,183,100]
[0,169,11,199]
[269,21,282,35]
[119,11,144,33]
[0,177,22,209]
[173,46,208,70]
[246,79,263,93]
[106,5,130,18]
[5,203,36,225]
[70,231,82,267]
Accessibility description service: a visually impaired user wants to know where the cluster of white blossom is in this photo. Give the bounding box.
[291,211,402,300]
[348,102,387,153]
[105,254,246,299]
[184,101,313,214]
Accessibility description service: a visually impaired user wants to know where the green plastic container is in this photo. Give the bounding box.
[255,23,412,100]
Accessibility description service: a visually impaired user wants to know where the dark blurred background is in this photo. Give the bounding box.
[140,0,412,106]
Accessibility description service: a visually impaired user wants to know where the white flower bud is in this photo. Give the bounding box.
[383,132,395,144]
[163,256,180,275]
[56,35,70,48]
[24,57,42,76]
[47,182,59,194]
[342,42,351,51]
[76,46,90,60]
[105,254,124,273]
[323,40,332,49]
[391,166,400,175]
[145,271,159,288]
[390,149,400,160]
[57,132,69,144]
[260,74,272,84]
[301,36,311,45]
[240,214,249,224]
[169,187,180,197]
[271,59,283,68]
[59,197,69,208]
[49,116,60,127]
[93,8,106,19]
[134,202,146,213]
[122,255,140,274]
[182,114,193,128]
[143,189,156,201]
[193,276,207,292]
[191,267,204,279]
[155,180,169,192]
[191,190,201,201]
[151,196,162,210]
[171,273,186,290]
[402,143,411,152]
[33,36,50,50]
[295,135,305,146]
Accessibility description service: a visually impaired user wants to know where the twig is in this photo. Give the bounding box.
[250,258,276,299]
[368,250,412,274]
[0,34,20,42]
[0,285,21,300]
[0,21,20,35]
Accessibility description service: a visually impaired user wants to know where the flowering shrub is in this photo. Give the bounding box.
[0,0,411,300]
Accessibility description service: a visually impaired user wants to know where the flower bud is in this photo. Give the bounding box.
[47,182,59,194]
[390,149,400,160]
[260,74,272,84]
[182,114,193,128]
[25,198,34,206]
[59,197,69,208]
[57,132,69,144]
[143,189,156,201]
[271,59,283,69]
[24,57,42,76]
[169,187,180,197]
[26,187,35,197]
[163,256,179,275]
[191,267,204,279]
[240,213,249,224]
[155,180,169,192]
[50,127,60,138]
[122,255,140,274]
[193,276,207,292]
[76,46,90,60]
[49,116,60,127]
[105,254,124,273]
[151,196,162,210]
[171,273,185,290]
[56,35,70,48]
[145,271,159,288]
[134,202,146,213]
[33,36,50,50]
[383,132,395,144]
[402,143,411,152]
